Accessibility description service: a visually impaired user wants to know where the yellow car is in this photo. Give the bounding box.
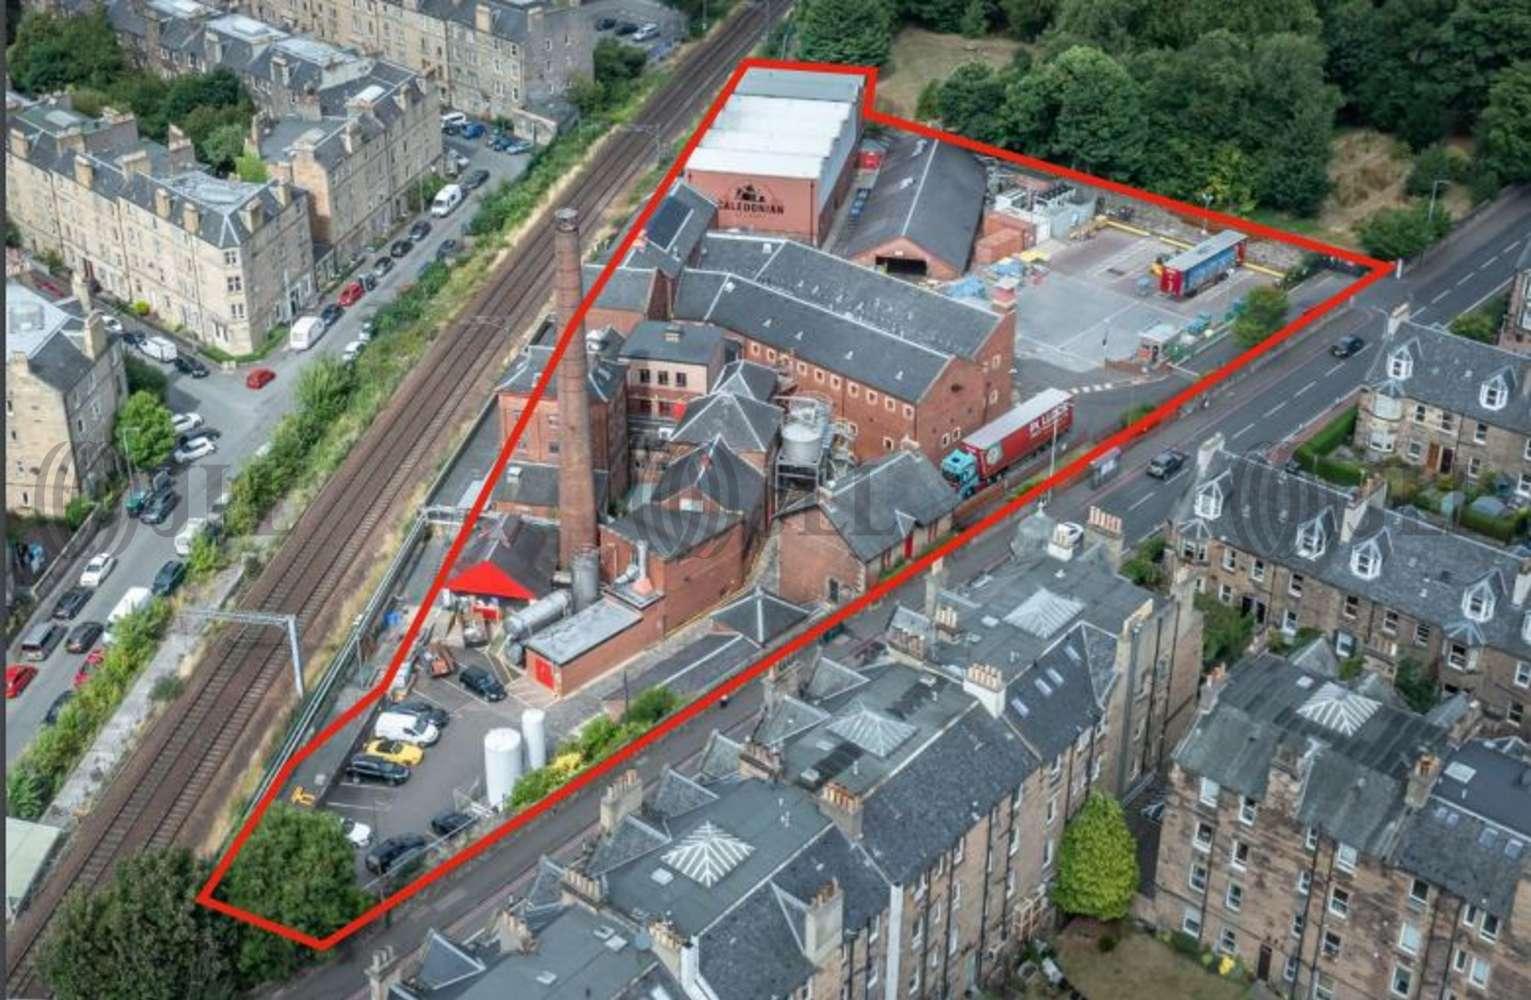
[364,738,423,767]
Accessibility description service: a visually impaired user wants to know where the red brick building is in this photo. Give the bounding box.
[617,320,729,425]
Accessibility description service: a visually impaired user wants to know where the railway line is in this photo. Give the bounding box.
[5,6,779,993]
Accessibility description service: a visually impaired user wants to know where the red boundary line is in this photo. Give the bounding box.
[196,57,1389,946]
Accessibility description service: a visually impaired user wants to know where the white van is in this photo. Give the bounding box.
[142,336,178,362]
[104,586,152,644]
[440,111,468,130]
[375,711,440,746]
[431,184,464,217]
[175,517,208,557]
[289,315,325,351]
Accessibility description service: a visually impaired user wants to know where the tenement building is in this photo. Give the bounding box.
[6,94,314,354]
[1355,319,1531,491]
[1499,242,1531,352]
[1151,653,1531,1000]
[1170,434,1531,737]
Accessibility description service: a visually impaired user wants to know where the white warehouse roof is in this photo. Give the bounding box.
[690,80,861,206]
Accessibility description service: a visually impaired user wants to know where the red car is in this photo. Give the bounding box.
[338,280,366,307]
[73,663,93,690]
[246,367,276,389]
[6,664,38,699]
[85,646,105,666]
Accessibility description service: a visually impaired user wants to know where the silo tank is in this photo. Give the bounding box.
[484,727,523,809]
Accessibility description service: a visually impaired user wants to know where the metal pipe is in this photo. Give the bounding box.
[611,539,649,587]
[503,589,571,642]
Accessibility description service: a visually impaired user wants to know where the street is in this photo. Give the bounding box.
[4,142,528,763]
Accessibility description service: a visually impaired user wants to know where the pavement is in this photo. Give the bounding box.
[3,143,528,765]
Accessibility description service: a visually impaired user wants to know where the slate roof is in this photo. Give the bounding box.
[494,462,609,512]
[496,344,627,402]
[839,130,985,273]
[604,505,739,561]
[618,320,726,366]
[446,514,557,599]
[812,451,959,562]
[697,731,745,784]
[713,359,779,400]
[712,588,811,645]
[1173,447,1531,660]
[1002,622,1118,763]
[625,182,716,278]
[1365,319,1531,434]
[585,265,656,313]
[616,632,761,702]
[669,390,783,453]
[649,768,720,820]
[652,437,765,517]
[4,282,96,393]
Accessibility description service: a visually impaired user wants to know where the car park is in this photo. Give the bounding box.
[173,354,210,378]
[173,437,216,464]
[409,220,432,241]
[342,818,373,848]
[365,834,428,875]
[139,490,179,525]
[615,21,638,35]
[21,622,66,661]
[431,184,464,217]
[461,169,490,191]
[1330,335,1365,358]
[65,621,104,653]
[43,690,74,725]
[375,710,440,746]
[124,472,172,517]
[390,239,413,258]
[632,22,658,40]
[6,665,38,699]
[1146,450,1187,479]
[339,281,366,307]
[394,699,450,730]
[430,810,474,838]
[459,666,506,702]
[345,754,411,786]
[364,738,424,767]
[52,586,93,621]
[151,559,187,597]
[170,412,204,435]
[245,367,277,390]
[372,256,394,279]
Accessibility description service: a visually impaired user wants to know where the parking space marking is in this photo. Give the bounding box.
[1430,289,1451,304]
[1456,273,1473,287]
[1508,241,1523,254]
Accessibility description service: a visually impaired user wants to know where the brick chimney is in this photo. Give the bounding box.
[239,197,264,234]
[71,269,93,313]
[1199,663,1229,715]
[154,186,172,218]
[81,312,110,361]
[73,157,95,189]
[1340,474,1388,544]
[1514,552,1531,606]
[495,908,537,953]
[1196,431,1224,477]
[1084,506,1125,571]
[818,780,863,839]
[553,206,598,568]
[923,555,946,621]
[559,867,604,909]
[119,148,152,175]
[737,737,782,781]
[182,200,201,235]
[475,1,493,33]
[1404,750,1440,809]
[599,768,642,833]
[363,945,403,1000]
[802,879,843,964]
[167,124,196,171]
[8,128,31,158]
[963,663,1004,718]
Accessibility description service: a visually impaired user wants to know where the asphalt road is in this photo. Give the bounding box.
[4,143,528,763]
[272,186,1531,997]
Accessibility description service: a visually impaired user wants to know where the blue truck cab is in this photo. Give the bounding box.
[940,449,980,498]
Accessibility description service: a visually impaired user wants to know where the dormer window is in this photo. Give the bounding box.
[1295,518,1327,559]
[1464,581,1495,623]
[1481,376,1508,410]
[1350,541,1381,580]
[1195,483,1224,520]
[1387,350,1413,380]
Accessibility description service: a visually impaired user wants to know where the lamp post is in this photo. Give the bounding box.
[1199,192,1213,235]
[1427,179,1448,223]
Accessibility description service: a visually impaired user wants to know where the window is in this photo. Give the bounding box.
[1343,594,1359,620]
[1329,886,1351,919]
[1393,965,1413,998]
[1182,907,1202,936]
[1296,869,1311,896]
[1409,878,1429,907]
[1225,883,1243,912]
[1194,822,1214,852]
[226,274,242,292]
[1511,701,1524,725]
[1454,948,1470,973]
[1322,930,1343,959]
[1389,351,1413,379]
[1284,956,1299,982]
[1481,379,1507,410]
[1480,912,1499,943]
[1251,559,1266,582]
[1289,573,1305,597]
[867,390,878,405]
[1415,622,1432,646]
[1229,839,1250,870]
[1221,548,1237,571]
[657,371,670,387]
[1516,663,1531,689]
[1200,778,1220,807]
[952,838,964,866]
[1469,956,1491,989]
[1448,643,1470,670]
[1046,795,1058,825]
[1336,844,1358,873]
[675,372,687,389]
[1352,542,1381,579]
[1315,973,1337,1000]
[869,913,880,942]
[1441,412,1457,432]
[1519,472,1531,498]
[1463,584,1493,623]
[1398,922,1421,955]
[1043,838,1054,869]
[1005,869,1015,898]
[848,382,858,397]
[1296,518,1326,558]
[638,369,652,384]
[1197,486,1224,520]
[1217,928,1237,955]
[1475,421,1489,444]
[1305,826,1319,852]
[1189,864,1208,892]
[1239,797,1257,825]
[1008,826,1020,857]
[1413,403,1429,423]
[1218,583,1233,603]
[1291,912,1305,936]
[1383,609,1400,635]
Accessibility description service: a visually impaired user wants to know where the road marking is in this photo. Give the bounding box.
[1127,492,1156,511]
[1456,274,1473,287]
[1479,261,1494,271]
[1232,422,1255,439]
[1294,380,1315,397]
[1508,241,1523,254]
[1430,289,1451,305]
[1324,362,1344,377]
[1264,401,1285,417]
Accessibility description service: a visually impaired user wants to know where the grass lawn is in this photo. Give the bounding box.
[875,28,1023,118]
[1054,924,1253,1000]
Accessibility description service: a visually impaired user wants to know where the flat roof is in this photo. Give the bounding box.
[524,598,643,664]
[5,281,75,358]
[1164,229,1247,272]
[735,67,864,104]
[686,147,825,180]
[6,817,63,919]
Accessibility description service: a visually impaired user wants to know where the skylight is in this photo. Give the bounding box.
[827,700,917,758]
[1003,587,1085,638]
[662,821,754,887]
[1295,683,1380,737]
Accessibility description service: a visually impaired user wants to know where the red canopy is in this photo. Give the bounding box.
[445,561,537,601]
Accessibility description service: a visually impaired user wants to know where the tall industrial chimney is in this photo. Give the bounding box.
[553,206,598,568]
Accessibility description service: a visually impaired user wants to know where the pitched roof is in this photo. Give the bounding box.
[839,131,985,272]
[1365,320,1531,434]
[625,182,716,278]
[713,359,779,400]
[670,390,783,453]
[618,320,727,366]
[712,588,811,644]
[812,451,959,562]
[444,514,557,600]
[603,505,740,561]
[653,437,765,517]
[494,462,610,512]
[496,344,626,403]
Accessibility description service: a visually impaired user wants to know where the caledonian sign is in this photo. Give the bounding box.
[720,183,786,215]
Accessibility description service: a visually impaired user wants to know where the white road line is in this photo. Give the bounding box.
[1324,362,1344,377]
[1264,401,1285,418]
[1456,274,1473,287]
[1508,241,1523,254]
[1127,492,1156,511]
[1294,380,1315,397]
[1232,422,1255,439]
[1430,289,1451,304]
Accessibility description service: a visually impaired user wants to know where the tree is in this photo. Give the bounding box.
[5,10,124,95]
[234,150,268,183]
[567,75,607,116]
[1052,792,1139,921]
[1233,285,1290,347]
[934,63,1013,143]
[623,685,679,726]
[1356,200,1452,260]
[124,355,169,402]
[115,391,176,471]
[999,0,1056,40]
[1450,309,1499,343]
[796,0,894,67]
[1194,593,1253,668]
[37,849,240,1000]
[1002,46,1146,177]
[594,38,647,88]
[1478,62,1531,185]
[218,804,370,986]
[959,0,994,37]
[1394,657,1439,714]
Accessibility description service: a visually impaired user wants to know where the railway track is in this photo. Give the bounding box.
[5,6,777,992]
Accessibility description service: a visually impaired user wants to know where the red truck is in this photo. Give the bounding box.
[1157,230,1248,298]
[940,388,1074,497]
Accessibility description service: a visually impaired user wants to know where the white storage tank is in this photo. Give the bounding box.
[522,708,547,770]
[781,415,820,465]
[484,727,523,809]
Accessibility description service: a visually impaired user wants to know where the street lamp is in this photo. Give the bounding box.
[1427,179,1448,223]
[118,425,139,485]
[1199,192,1213,235]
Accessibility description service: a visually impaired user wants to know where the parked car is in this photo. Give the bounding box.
[65,621,104,654]
[73,663,93,689]
[150,559,187,597]
[345,755,411,787]
[409,219,432,241]
[1330,335,1366,358]
[363,738,424,767]
[1146,450,1187,479]
[21,622,66,661]
[139,490,179,525]
[595,16,616,29]
[459,666,506,702]
[359,311,378,338]
[342,818,372,848]
[440,111,468,130]
[170,412,203,435]
[390,239,413,258]
[84,646,106,667]
[375,711,440,746]
[435,239,460,261]
[339,281,366,307]
[142,335,178,363]
[430,810,474,838]
[173,437,216,464]
[80,552,119,589]
[177,428,221,449]
[101,315,124,335]
[124,471,172,517]
[121,329,147,350]
[245,366,276,390]
[365,834,428,874]
[461,169,490,191]
[394,699,450,730]
[341,340,366,365]
[632,22,659,40]
[372,256,394,278]
[43,690,74,725]
[615,21,638,35]
[52,586,93,621]
[174,354,210,378]
[6,664,38,699]
[460,122,486,140]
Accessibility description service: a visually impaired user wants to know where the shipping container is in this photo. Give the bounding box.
[1159,230,1247,298]
[940,388,1074,496]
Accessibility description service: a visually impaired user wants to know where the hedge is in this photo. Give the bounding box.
[1294,406,1365,486]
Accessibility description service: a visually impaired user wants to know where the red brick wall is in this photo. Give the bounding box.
[776,507,866,605]
[848,234,963,281]
[599,521,752,635]
[684,169,821,244]
[529,612,661,696]
[496,381,629,498]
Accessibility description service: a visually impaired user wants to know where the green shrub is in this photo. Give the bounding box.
[124,354,169,401]
[130,300,151,316]
[63,494,95,531]
[150,675,184,702]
